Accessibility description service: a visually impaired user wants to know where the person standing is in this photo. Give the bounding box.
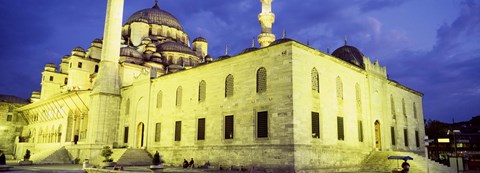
[189,158,195,168]
[0,150,6,165]
[401,160,410,173]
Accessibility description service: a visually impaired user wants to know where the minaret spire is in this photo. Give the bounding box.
[282,29,286,39]
[225,45,229,55]
[257,0,276,47]
[252,37,255,48]
[344,35,348,45]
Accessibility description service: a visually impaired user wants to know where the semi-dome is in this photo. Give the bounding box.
[331,45,365,68]
[121,47,144,59]
[156,42,196,56]
[125,4,183,31]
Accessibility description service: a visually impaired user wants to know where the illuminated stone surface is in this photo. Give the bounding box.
[7,0,428,172]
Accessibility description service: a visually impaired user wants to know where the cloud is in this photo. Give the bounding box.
[359,0,409,12]
[385,0,480,121]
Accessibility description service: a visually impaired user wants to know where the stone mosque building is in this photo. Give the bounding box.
[9,0,427,171]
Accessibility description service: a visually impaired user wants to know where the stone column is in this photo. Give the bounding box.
[87,0,124,145]
[258,0,276,47]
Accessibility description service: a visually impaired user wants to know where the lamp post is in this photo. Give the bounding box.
[453,130,460,173]
[424,136,434,173]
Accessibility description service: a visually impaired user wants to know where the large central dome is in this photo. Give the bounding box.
[125,4,183,31]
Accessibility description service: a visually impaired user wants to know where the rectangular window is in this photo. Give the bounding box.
[78,62,83,68]
[415,131,420,147]
[225,115,234,139]
[154,123,161,142]
[175,121,182,141]
[197,118,205,140]
[391,126,396,145]
[358,120,364,142]
[49,76,54,81]
[311,112,320,138]
[7,115,13,121]
[257,111,268,138]
[123,127,129,143]
[404,129,409,147]
[337,116,344,140]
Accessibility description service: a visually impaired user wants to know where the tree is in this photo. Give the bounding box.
[101,146,113,162]
[425,119,449,138]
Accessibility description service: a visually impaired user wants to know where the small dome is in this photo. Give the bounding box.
[239,47,259,55]
[156,42,196,56]
[72,47,85,52]
[125,4,183,31]
[193,37,207,43]
[168,64,185,73]
[45,63,56,68]
[216,55,231,60]
[92,38,103,43]
[121,47,144,59]
[270,38,294,46]
[205,55,213,61]
[331,45,365,68]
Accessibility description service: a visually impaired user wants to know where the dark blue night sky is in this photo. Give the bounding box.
[0,0,479,122]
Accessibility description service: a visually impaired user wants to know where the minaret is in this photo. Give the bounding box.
[258,0,276,47]
[87,0,124,144]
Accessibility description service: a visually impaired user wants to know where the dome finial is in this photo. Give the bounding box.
[153,0,159,9]
[344,35,348,45]
[225,44,229,55]
[282,29,287,39]
[252,37,255,48]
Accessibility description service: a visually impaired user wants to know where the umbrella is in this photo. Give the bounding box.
[388,156,413,168]
[388,156,413,160]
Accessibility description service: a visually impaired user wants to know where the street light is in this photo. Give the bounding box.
[448,129,461,173]
[424,136,434,173]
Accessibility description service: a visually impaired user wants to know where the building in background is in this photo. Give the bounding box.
[426,116,480,170]
[0,95,29,158]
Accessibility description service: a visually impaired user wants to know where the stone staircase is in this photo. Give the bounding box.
[360,151,456,173]
[31,146,71,164]
[115,148,152,166]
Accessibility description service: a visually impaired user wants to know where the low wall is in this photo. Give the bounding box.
[294,144,372,172]
[148,144,295,171]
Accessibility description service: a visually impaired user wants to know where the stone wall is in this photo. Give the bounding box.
[0,101,27,155]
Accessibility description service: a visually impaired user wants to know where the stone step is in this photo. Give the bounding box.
[31,146,71,164]
[116,149,152,166]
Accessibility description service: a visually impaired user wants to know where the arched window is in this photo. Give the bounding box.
[390,95,396,120]
[355,83,362,115]
[125,99,130,116]
[225,74,234,98]
[312,68,319,93]
[176,86,182,106]
[336,76,343,100]
[156,91,162,108]
[198,80,206,102]
[413,102,417,118]
[402,98,406,117]
[256,67,267,93]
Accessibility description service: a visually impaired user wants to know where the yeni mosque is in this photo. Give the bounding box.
[8,0,426,171]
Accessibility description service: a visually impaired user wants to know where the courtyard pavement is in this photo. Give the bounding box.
[3,160,480,173]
